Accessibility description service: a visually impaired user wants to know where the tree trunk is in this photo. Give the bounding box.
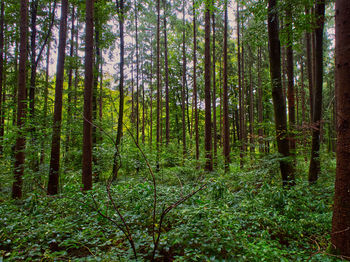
[193,0,199,162]
[40,43,51,167]
[305,7,313,122]
[204,0,212,172]
[258,47,264,153]
[308,0,325,183]
[66,4,75,154]
[237,2,244,166]
[156,0,160,169]
[163,0,170,145]
[222,0,230,171]
[286,4,296,157]
[267,0,294,187]
[47,0,68,195]
[135,1,139,144]
[82,0,94,191]
[331,0,350,255]
[112,0,125,179]
[212,9,217,164]
[181,0,186,158]
[0,1,4,155]
[12,0,28,199]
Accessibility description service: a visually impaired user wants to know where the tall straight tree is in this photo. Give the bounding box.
[65,4,76,153]
[181,0,186,158]
[212,6,217,163]
[192,0,199,161]
[286,1,296,158]
[112,0,124,179]
[0,0,4,155]
[12,0,28,199]
[163,0,170,145]
[82,0,94,191]
[331,0,350,255]
[308,0,325,183]
[204,0,212,171]
[156,0,160,169]
[222,0,230,170]
[267,0,294,186]
[47,0,68,195]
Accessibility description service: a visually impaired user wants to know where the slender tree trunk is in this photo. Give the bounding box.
[249,62,254,154]
[156,0,160,169]
[47,0,68,195]
[237,2,244,165]
[163,0,170,145]
[204,0,212,172]
[193,0,199,162]
[286,4,296,157]
[66,4,75,154]
[222,0,230,170]
[0,1,4,155]
[82,0,94,191]
[141,55,145,143]
[12,0,28,199]
[258,47,264,153]
[112,0,124,179]
[40,43,51,167]
[331,0,350,255]
[29,0,38,119]
[308,0,325,183]
[150,35,153,148]
[267,0,294,187]
[181,0,186,158]
[135,1,139,144]
[212,9,217,164]
[305,7,313,122]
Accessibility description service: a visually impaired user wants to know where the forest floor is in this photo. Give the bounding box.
[0,152,341,261]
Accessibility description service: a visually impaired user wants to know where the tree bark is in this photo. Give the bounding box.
[305,7,313,122]
[12,0,28,199]
[0,1,4,155]
[331,0,350,255]
[286,4,296,157]
[212,9,217,164]
[47,0,68,195]
[66,4,75,154]
[163,0,170,145]
[156,0,160,169]
[258,47,264,153]
[222,0,230,171]
[308,0,325,183]
[204,0,212,172]
[82,0,94,191]
[267,0,294,186]
[192,0,199,162]
[112,0,125,179]
[181,0,186,158]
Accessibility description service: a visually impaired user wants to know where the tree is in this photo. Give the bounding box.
[222,0,230,170]
[82,0,94,191]
[331,0,350,256]
[204,0,212,172]
[192,0,199,162]
[267,0,294,186]
[308,0,325,183]
[12,0,28,199]
[112,0,125,179]
[181,0,186,158]
[285,1,296,158]
[212,5,217,164]
[163,0,170,145]
[47,0,68,195]
[0,0,4,155]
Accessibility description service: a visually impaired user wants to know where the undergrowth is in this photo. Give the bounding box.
[0,152,339,261]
